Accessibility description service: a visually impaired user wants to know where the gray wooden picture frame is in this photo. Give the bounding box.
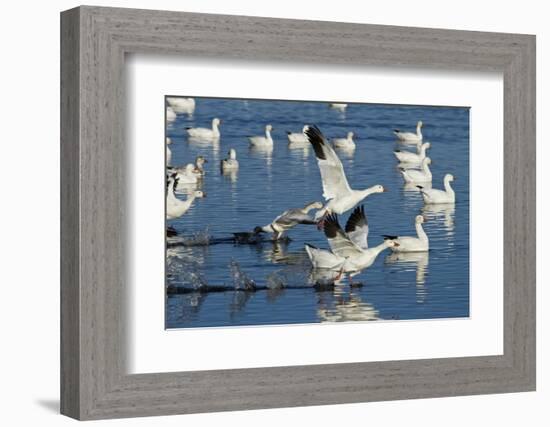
[60,5,536,420]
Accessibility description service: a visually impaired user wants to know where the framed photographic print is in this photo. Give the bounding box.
[61,6,536,420]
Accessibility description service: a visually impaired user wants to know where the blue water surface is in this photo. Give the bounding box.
[165,97,470,328]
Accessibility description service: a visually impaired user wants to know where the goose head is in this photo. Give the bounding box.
[212,118,221,127]
[385,239,400,249]
[417,121,423,129]
[193,190,206,198]
[347,131,354,140]
[368,184,386,194]
[253,226,265,234]
[415,215,425,224]
[229,148,237,160]
[266,124,273,133]
[444,173,454,183]
[305,201,324,211]
[195,156,207,168]
[421,142,431,151]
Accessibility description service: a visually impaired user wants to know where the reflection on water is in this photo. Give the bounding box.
[423,203,455,233]
[317,289,379,322]
[386,252,429,303]
[166,98,469,328]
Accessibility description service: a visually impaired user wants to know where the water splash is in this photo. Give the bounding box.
[181,227,211,246]
[228,259,256,291]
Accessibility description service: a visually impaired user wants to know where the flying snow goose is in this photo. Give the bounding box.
[221,148,239,171]
[304,125,385,221]
[400,157,432,183]
[417,174,455,204]
[332,132,356,150]
[186,118,221,140]
[248,124,273,147]
[166,106,177,123]
[287,125,308,145]
[383,215,429,252]
[166,97,196,114]
[305,212,398,275]
[254,201,323,240]
[394,142,430,164]
[394,120,423,143]
[166,174,206,220]
[329,103,348,112]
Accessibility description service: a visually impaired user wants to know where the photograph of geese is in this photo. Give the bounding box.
[165,96,470,329]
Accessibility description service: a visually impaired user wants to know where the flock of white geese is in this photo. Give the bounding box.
[166,98,457,283]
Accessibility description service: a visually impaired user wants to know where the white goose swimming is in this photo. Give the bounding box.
[287,125,308,145]
[394,142,430,164]
[254,201,323,240]
[394,120,423,143]
[305,125,385,221]
[167,97,195,114]
[186,118,221,140]
[383,215,429,252]
[248,124,273,147]
[305,209,398,275]
[400,157,432,183]
[332,132,356,150]
[167,156,208,184]
[221,148,239,171]
[166,175,206,220]
[417,174,455,204]
[166,106,176,123]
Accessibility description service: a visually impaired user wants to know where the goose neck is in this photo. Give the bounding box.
[416,222,428,242]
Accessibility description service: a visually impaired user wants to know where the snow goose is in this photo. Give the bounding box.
[166,106,176,123]
[417,174,455,204]
[394,121,423,142]
[221,148,239,171]
[332,132,356,150]
[394,142,430,164]
[383,215,429,252]
[329,103,348,112]
[166,174,206,220]
[248,124,273,147]
[186,118,221,140]
[254,201,323,240]
[305,212,398,276]
[304,125,386,222]
[167,156,208,184]
[400,157,432,183]
[167,97,195,114]
[287,125,308,145]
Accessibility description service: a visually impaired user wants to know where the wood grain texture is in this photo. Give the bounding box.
[60,6,536,420]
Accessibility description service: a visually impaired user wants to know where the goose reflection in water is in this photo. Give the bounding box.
[221,168,238,184]
[188,137,221,161]
[422,203,455,233]
[385,251,430,303]
[261,240,308,265]
[317,289,379,322]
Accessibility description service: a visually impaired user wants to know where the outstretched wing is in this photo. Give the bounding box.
[305,125,352,200]
[345,205,369,249]
[274,208,316,228]
[324,213,363,258]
